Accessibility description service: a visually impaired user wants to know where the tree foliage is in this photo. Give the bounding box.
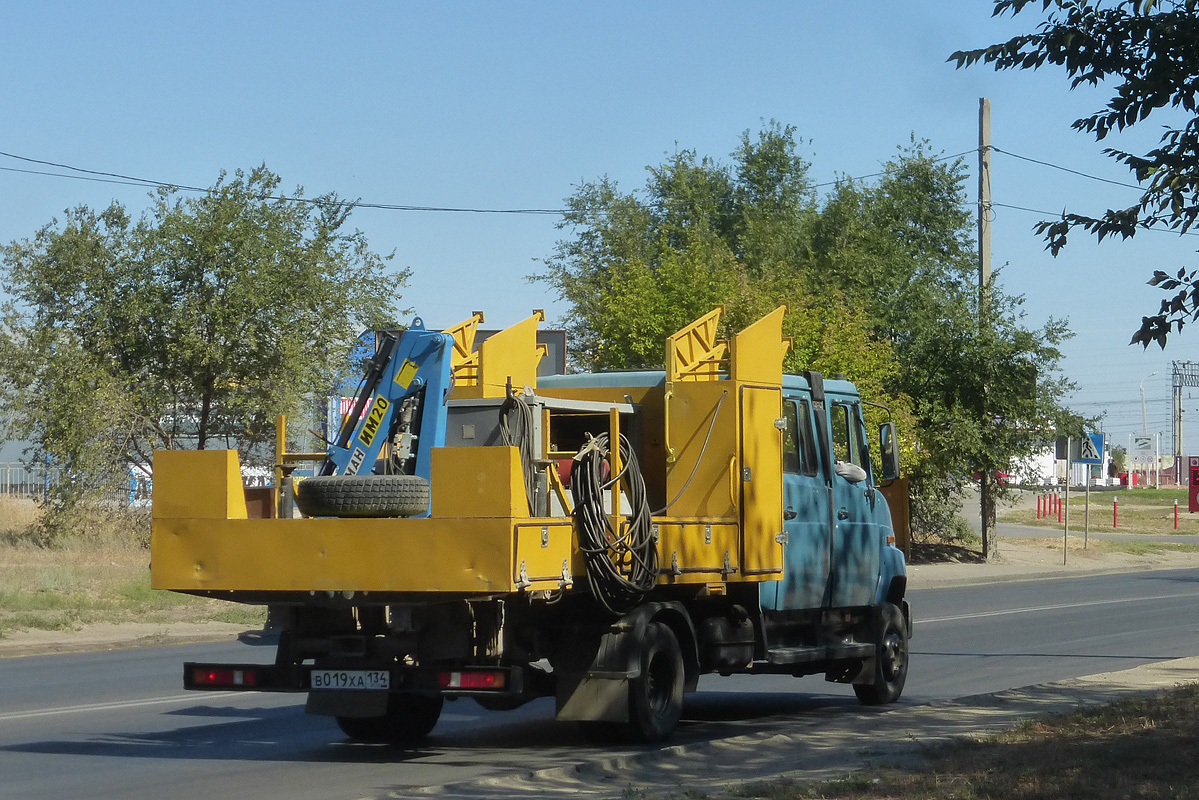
[539,124,1077,546]
[950,0,1199,348]
[0,166,407,525]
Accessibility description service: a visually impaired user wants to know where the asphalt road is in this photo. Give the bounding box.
[4,568,1199,800]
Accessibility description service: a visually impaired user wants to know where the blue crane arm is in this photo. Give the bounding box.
[321,316,454,491]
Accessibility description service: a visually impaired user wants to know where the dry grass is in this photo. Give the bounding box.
[733,683,1199,800]
[998,488,1199,536]
[0,502,264,638]
[0,496,42,541]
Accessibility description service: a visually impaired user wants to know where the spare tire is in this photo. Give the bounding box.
[295,475,430,518]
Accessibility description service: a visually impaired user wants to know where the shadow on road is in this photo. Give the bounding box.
[0,691,864,766]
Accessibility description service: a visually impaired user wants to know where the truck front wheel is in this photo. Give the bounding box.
[853,603,908,705]
[627,621,685,742]
[335,693,443,743]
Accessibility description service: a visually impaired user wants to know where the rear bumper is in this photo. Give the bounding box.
[182,661,533,699]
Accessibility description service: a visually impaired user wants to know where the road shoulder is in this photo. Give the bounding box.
[397,656,1199,800]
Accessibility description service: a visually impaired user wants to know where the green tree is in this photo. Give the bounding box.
[539,125,1077,554]
[0,166,406,538]
[951,0,1199,348]
[541,121,823,371]
[809,141,1078,553]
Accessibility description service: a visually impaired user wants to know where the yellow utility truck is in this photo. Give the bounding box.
[151,306,910,744]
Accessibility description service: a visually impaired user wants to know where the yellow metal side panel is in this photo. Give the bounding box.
[151,517,516,593]
[152,449,247,520]
[431,446,528,518]
[513,521,574,589]
[730,306,790,386]
[475,311,545,399]
[665,381,738,518]
[740,386,784,575]
[444,311,484,386]
[655,520,740,583]
[666,306,727,382]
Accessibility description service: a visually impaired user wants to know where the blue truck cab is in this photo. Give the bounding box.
[768,372,906,612]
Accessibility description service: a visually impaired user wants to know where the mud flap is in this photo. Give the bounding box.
[554,602,698,723]
[554,628,634,722]
[555,673,631,723]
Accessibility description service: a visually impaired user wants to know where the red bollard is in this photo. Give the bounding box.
[1037,494,1043,519]
[1114,496,1118,529]
[1176,499,1179,530]
[1057,494,1063,523]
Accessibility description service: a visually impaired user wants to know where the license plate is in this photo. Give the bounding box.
[310,669,390,690]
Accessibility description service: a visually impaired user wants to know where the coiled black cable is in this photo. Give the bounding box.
[570,432,659,615]
[499,391,538,513]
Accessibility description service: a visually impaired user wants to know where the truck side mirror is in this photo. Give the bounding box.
[879,422,900,482]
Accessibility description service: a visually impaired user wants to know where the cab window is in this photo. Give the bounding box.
[830,402,864,467]
[783,401,800,474]
[796,398,818,475]
[782,399,819,477]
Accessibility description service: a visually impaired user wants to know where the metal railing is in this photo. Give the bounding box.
[0,462,61,498]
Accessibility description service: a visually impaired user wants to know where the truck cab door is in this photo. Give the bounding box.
[826,398,880,608]
[766,394,832,611]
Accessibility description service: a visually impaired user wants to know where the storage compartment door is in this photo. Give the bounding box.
[739,385,784,575]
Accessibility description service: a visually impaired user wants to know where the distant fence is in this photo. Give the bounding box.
[0,462,62,499]
[0,461,276,503]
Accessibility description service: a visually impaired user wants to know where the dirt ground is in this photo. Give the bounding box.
[0,620,253,658]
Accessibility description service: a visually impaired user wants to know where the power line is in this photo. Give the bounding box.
[0,142,1180,223]
[0,150,565,215]
[809,148,977,189]
[2,146,981,216]
[991,200,1199,238]
[991,146,1145,192]
[1,164,164,190]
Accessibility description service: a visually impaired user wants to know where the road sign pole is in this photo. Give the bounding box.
[1064,437,1070,565]
[1085,479,1090,549]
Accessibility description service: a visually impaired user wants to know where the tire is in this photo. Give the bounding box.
[853,602,908,705]
[296,475,430,518]
[335,693,443,743]
[626,621,685,743]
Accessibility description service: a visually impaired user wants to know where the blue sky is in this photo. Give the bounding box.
[1,2,1193,453]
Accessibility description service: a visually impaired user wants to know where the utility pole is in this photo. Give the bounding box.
[1141,371,1157,435]
[978,97,995,559]
[978,98,992,310]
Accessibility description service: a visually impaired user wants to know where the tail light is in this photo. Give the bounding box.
[437,670,506,690]
[192,668,259,687]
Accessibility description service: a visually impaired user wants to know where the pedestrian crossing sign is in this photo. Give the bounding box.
[1077,432,1103,464]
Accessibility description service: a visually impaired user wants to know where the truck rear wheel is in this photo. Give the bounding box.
[335,693,443,743]
[853,603,908,705]
[296,475,430,518]
[626,621,685,742]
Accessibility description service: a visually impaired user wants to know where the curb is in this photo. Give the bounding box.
[907,562,1162,590]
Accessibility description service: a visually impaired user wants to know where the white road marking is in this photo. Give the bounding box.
[919,590,1199,624]
[0,691,239,722]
